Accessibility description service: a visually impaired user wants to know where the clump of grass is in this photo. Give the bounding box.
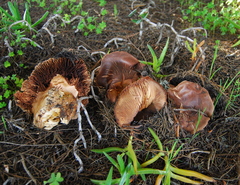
[140,38,169,77]
[91,128,215,184]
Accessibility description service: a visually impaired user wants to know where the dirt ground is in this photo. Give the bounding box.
[0,0,239,185]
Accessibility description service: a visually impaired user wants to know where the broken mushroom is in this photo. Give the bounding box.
[14,57,91,130]
[167,80,214,134]
[114,76,167,127]
[96,51,145,102]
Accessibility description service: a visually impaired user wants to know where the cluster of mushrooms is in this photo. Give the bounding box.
[14,51,214,134]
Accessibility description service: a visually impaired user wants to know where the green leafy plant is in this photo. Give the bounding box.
[128,8,149,24]
[147,128,215,184]
[43,172,64,185]
[91,128,215,184]
[0,75,23,108]
[179,0,240,35]
[140,38,169,77]
[0,2,49,33]
[91,136,166,185]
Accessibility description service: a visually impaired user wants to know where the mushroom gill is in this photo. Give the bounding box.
[167,80,214,134]
[96,51,145,102]
[14,57,91,130]
[114,76,167,127]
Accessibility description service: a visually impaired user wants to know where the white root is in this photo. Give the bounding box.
[103,37,129,48]
[73,96,102,173]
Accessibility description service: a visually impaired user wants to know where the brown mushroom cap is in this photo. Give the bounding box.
[114,76,167,127]
[96,51,145,102]
[167,80,214,134]
[14,57,90,129]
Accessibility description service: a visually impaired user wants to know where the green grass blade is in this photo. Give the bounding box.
[103,152,120,171]
[171,141,183,160]
[232,39,240,47]
[171,172,203,184]
[90,178,121,184]
[137,168,166,175]
[8,2,21,20]
[32,11,49,28]
[170,165,215,182]
[147,44,158,72]
[224,18,240,29]
[117,154,126,175]
[23,3,31,24]
[91,147,126,153]
[0,6,15,21]
[148,128,163,151]
[157,37,169,68]
[105,166,113,185]
[139,60,154,66]
[141,152,164,167]
[185,40,194,53]
[119,163,132,185]
[126,136,138,173]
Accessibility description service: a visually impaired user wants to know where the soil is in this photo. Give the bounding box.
[0,0,239,185]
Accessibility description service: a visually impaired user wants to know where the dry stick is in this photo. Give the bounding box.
[20,154,37,185]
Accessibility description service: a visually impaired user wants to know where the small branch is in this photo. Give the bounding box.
[20,154,37,185]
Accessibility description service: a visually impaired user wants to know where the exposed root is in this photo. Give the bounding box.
[40,14,84,44]
[103,37,129,48]
[73,96,102,173]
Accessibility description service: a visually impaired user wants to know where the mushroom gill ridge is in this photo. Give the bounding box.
[114,76,167,127]
[14,57,91,129]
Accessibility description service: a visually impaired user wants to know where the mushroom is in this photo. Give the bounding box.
[14,57,91,130]
[167,80,214,134]
[114,76,167,127]
[96,51,145,102]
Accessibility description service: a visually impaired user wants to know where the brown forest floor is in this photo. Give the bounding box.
[0,0,239,185]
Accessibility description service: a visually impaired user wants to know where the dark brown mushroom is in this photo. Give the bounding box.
[14,57,91,130]
[96,51,145,102]
[114,76,167,127]
[167,80,214,134]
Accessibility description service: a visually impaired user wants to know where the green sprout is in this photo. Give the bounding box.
[140,38,169,77]
[43,172,64,185]
[0,2,49,33]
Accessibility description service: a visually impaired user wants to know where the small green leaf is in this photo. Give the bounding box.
[4,90,12,98]
[17,50,24,55]
[101,9,108,16]
[4,61,11,68]
[9,52,15,57]
[105,166,113,185]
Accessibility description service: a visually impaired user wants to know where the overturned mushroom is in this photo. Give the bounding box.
[14,57,91,130]
[168,80,214,134]
[96,51,145,102]
[114,76,167,127]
